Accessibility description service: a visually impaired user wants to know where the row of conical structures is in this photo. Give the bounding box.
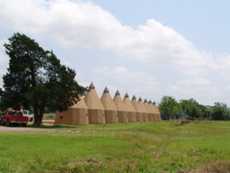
[55,83,161,125]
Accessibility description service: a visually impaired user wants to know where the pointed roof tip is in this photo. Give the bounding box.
[115,90,120,96]
[103,86,109,94]
[132,95,136,101]
[124,93,129,98]
[89,82,95,90]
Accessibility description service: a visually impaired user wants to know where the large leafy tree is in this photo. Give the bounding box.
[1,33,85,126]
[159,96,179,120]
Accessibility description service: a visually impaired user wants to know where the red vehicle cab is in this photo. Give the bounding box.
[0,110,31,126]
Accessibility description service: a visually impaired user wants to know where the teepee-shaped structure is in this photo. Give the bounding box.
[55,97,89,125]
[123,93,136,122]
[85,83,105,124]
[144,99,153,121]
[101,87,118,123]
[113,90,128,123]
[152,102,161,121]
[132,96,143,122]
[147,100,155,121]
[138,98,148,122]
[137,98,146,122]
[148,101,160,121]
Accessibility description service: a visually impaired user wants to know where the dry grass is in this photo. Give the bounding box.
[190,161,230,173]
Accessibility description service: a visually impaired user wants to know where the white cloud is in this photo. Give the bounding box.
[0,0,230,104]
[0,0,207,66]
[0,40,8,88]
[93,65,160,100]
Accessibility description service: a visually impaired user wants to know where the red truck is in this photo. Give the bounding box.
[0,110,32,126]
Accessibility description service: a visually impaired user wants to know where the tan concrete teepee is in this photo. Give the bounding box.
[101,87,118,123]
[148,100,155,121]
[55,96,89,125]
[132,96,143,122]
[123,93,136,122]
[139,98,148,122]
[150,102,161,121]
[84,83,105,124]
[144,99,153,122]
[137,98,146,122]
[113,90,128,123]
[153,103,161,121]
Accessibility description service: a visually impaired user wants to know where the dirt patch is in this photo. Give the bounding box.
[189,161,230,173]
[175,120,192,126]
[57,158,140,173]
[58,158,103,173]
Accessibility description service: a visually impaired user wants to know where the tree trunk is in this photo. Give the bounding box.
[33,105,44,127]
[33,113,43,127]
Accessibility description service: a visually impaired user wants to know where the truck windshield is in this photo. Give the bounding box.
[16,112,23,116]
[8,111,16,115]
[7,111,23,116]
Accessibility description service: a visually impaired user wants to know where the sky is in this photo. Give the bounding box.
[0,0,230,105]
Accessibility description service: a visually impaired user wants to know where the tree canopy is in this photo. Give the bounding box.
[1,33,85,126]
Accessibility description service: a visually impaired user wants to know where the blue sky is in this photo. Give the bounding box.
[0,0,230,105]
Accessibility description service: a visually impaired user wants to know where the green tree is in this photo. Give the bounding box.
[179,98,202,119]
[211,102,229,120]
[0,88,3,111]
[1,33,85,126]
[159,96,179,119]
[198,105,212,120]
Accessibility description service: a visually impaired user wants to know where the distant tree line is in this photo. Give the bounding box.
[159,96,230,120]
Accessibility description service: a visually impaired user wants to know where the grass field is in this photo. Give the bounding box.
[1,121,230,173]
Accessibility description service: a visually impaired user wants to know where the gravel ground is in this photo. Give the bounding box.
[0,119,55,132]
[0,126,50,132]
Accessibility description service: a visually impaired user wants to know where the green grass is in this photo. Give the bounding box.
[1,121,230,173]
